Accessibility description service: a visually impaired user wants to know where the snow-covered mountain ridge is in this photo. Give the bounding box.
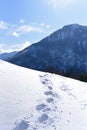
[0,60,87,130]
[8,24,87,81]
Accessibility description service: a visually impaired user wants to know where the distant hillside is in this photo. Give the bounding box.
[8,24,87,81]
[0,51,17,60]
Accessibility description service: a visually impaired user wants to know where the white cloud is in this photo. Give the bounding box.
[40,23,45,27]
[0,21,8,29]
[12,32,19,37]
[40,23,51,29]
[0,43,13,53]
[17,25,43,33]
[0,20,51,43]
[19,41,31,50]
[0,20,51,38]
[0,44,5,48]
[45,24,50,28]
[0,48,15,53]
[11,41,32,51]
[0,41,32,54]
[19,19,25,24]
[0,44,5,53]
[12,25,43,37]
[45,0,76,9]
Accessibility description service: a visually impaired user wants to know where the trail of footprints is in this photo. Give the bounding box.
[34,74,60,128]
[12,74,59,130]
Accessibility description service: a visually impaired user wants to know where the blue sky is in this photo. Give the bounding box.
[0,0,87,53]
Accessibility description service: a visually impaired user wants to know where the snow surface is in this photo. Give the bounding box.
[0,60,87,130]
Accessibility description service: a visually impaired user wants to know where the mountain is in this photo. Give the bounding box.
[0,51,17,60]
[8,24,87,81]
[1,60,87,130]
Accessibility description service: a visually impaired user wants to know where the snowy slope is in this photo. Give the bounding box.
[0,60,87,130]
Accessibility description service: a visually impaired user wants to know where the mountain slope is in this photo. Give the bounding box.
[0,60,87,130]
[0,51,17,60]
[8,24,87,81]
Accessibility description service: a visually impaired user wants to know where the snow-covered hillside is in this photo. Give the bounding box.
[0,60,87,130]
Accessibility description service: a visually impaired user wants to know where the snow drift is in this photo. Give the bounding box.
[0,60,87,130]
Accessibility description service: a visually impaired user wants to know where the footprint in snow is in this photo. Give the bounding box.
[36,103,47,110]
[47,98,54,103]
[41,81,46,85]
[44,91,58,98]
[38,114,49,123]
[48,86,53,90]
[44,91,53,96]
[12,120,29,130]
